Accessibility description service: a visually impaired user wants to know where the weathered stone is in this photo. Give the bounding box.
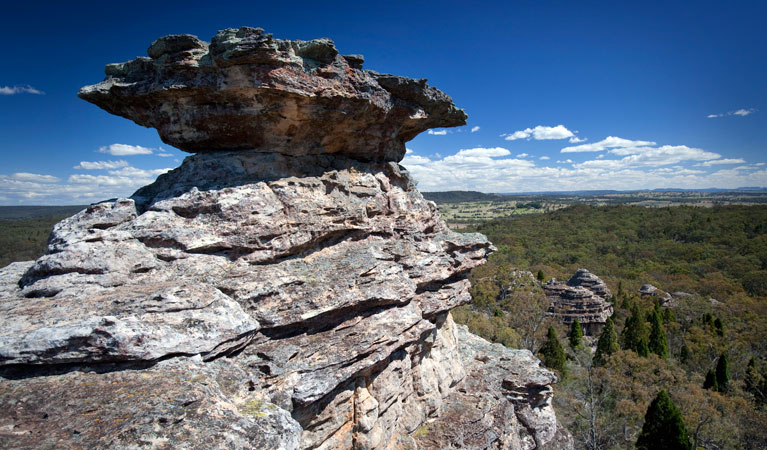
[79,27,466,161]
[413,325,565,449]
[0,282,258,365]
[0,26,570,450]
[639,283,674,306]
[545,269,613,336]
[0,358,301,449]
[566,268,611,298]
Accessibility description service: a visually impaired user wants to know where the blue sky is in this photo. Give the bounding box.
[1,0,765,204]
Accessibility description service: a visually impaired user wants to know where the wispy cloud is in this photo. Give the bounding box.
[568,136,586,143]
[97,143,155,156]
[502,125,575,141]
[516,153,529,158]
[74,160,130,170]
[540,156,550,160]
[11,173,59,183]
[0,85,44,95]
[427,129,449,136]
[695,158,746,167]
[561,136,656,153]
[707,108,757,118]
[470,126,480,133]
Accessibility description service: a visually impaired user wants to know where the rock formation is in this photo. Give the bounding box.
[0,27,569,449]
[544,269,613,336]
[639,284,674,306]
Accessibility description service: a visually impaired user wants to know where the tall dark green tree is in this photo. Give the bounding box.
[636,390,692,450]
[540,326,567,377]
[536,269,545,282]
[649,310,669,359]
[637,337,650,357]
[713,317,724,337]
[679,343,690,364]
[594,317,619,366]
[715,353,730,393]
[568,318,583,348]
[703,369,718,391]
[622,304,647,355]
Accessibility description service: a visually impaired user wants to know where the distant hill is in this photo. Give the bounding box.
[0,205,86,221]
[422,191,508,203]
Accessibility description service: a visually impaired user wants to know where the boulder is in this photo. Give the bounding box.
[78,27,466,161]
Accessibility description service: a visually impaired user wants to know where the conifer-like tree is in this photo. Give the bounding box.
[637,337,650,357]
[636,390,692,450]
[715,353,730,393]
[622,304,647,354]
[679,343,690,364]
[714,317,724,337]
[594,317,619,366]
[649,310,669,359]
[537,270,545,282]
[568,318,583,348]
[703,369,718,391]
[540,326,567,377]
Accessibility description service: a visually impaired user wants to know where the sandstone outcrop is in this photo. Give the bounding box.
[78,26,466,162]
[544,269,613,336]
[638,284,674,306]
[0,27,569,449]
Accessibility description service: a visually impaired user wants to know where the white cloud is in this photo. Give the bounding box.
[400,147,767,193]
[0,165,173,205]
[11,173,60,183]
[470,126,480,133]
[427,129,448,136]
[516,153,529,158]
[503,125,574,141]
[568,136,586,143]
[540,156,550,160]
[575,145,720,170]
[695,158,747,167]
[97,143,154,156]
[406,148,414,154]
[107,167,172,178]
[401,155,431,165]
[707,108,757,118]
[74,160,130,170]
[561,136,656,153]
[733,108,756,116]
[0,85,44,95]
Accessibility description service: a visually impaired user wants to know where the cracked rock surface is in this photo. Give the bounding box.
[0,27,569,449]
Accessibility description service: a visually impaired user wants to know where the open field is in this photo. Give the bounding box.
[423,190,767,228]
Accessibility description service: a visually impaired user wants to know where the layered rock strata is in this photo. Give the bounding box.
[0,27,568,449]
[544,269,613,336]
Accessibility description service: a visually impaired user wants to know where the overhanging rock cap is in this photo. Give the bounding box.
[78,26,467,162]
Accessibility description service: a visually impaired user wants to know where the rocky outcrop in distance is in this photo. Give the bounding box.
[545,269,613,336]
[0,27,570,449]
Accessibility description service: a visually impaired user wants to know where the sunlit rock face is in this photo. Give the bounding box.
[545,269,614,336]
[78,27,466,161]
[0,27,569,450]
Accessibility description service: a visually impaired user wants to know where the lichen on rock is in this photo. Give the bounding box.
[0,27,570,449]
